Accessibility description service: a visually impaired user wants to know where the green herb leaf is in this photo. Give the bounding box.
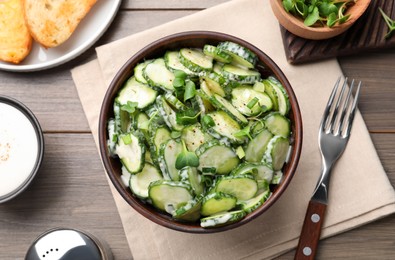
[202,115,215,128]
[173,70,187,80]
[176,108,201,125]
[184,80,196,102]
[282,0,295,13]
[282,0,355,27]
[327,12,338,27]
[233,125,253,140]
[175,140,199,170]
[304,6,320,26]
[121,101,138,114]
[173,77,185,88]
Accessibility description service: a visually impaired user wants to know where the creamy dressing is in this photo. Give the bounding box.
[200,212,233,228]
[0,103,39,198]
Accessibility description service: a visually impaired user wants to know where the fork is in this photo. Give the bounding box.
[294,77,362,260]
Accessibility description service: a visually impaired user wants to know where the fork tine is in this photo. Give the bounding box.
[344,81,361,137]
[328,77,348,134]
[320,77,341,131]
[337,79,355,135]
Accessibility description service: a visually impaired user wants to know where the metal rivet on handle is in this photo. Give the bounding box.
[311,213,320,223]
[303,247,312,256]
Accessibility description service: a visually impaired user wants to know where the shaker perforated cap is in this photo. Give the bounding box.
[25,228,113,260]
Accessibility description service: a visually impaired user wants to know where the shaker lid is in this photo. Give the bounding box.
[25,228,103,260]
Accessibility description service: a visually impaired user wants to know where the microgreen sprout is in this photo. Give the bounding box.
[121,101,138,114]
[175,140,200,170]
[282,0,355,28]
[233,125,253,140]
[379,7,395,39]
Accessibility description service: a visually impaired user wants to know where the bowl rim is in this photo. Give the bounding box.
[0,95,44,203]
[270,0,372,40]
[98,30,303,233]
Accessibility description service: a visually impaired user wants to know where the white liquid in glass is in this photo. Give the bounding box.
[0,103,39,198]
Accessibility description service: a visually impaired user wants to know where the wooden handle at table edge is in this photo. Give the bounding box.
[294,200,327,260]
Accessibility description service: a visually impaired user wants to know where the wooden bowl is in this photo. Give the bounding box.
[98,31,303,233]
[270,0,371,40]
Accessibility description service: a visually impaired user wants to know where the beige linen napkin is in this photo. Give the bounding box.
[71,0,395,259]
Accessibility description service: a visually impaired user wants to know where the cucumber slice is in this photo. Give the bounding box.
[117,77,158,109]
[200,76,226,97]
[143,58,175,92]
[203,45,232,63]
[164,51,196,75]
[196,140,240,175]
[245,128,273,162]
[217,41,257,69]
[148,180,193,213]
[231,86,273,116]
[222,64,261,84]
[134,112,149,130]
[200,210,246,228]
[231,162,274,183]
[267,77,290,115]
[158,139,183,181]
[173,198,202,222]
[239,190,271,214]
[263,136,290,171]
[113,101,132,134]
[179,48,213,73]
[250,120,265,136]
[116,131,146,174]
[215,175,258,201]
[107,118,117,156]
[179,166,204,196]
[144,104,164,125]
[181,124,212,152]
[264,112,291,138]
[201,192,237,216]
[211,94,248,125]
[164,92,187,110]
[192,92,215,115]
[134,60,153,84]
[150,124,172,158]
[156,95,184,131]
[252,81,266,93]
[129,163,163,199]
[205,111,245,144]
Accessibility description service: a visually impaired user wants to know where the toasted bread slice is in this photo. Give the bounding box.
[0,0,32,64]
[23,0,97,48]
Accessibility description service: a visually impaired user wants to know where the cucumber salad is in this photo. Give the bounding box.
[107,41,292,228]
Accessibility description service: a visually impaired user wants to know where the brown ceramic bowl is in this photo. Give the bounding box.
[270,0,371,40]
[99,31,303,233]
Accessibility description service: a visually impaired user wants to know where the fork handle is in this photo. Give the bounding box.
[294,200,327,260]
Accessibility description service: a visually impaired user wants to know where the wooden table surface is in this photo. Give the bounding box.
[1,1,394,259]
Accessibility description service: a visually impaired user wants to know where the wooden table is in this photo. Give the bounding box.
[0,1,394,259]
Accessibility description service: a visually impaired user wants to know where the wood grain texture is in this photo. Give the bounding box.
[281,0,395,64]
[295,200,327,260]
[0,1,394,259]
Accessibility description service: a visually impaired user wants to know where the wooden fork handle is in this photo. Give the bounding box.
[294,200,327,260]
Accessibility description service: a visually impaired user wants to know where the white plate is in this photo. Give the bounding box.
[0,0,121,72]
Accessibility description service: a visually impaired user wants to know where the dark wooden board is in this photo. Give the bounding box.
[281,0,395,64]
